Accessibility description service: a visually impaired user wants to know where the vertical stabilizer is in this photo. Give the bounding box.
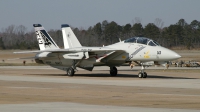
[61,24,82,49]
[33,24,59,50]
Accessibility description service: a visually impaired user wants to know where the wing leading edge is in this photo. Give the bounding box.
[14,47,122,54]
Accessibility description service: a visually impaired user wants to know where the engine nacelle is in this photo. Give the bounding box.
[63,52,83,59]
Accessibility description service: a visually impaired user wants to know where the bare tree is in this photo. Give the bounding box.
[154,18,164,29]
[132,17,142,25]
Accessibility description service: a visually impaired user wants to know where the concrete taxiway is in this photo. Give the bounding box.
[0,102,200,112]
[0,66,200,112]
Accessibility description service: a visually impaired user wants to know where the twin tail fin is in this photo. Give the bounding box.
[33,24,82,50]
[33,24,59,50]
[61,24,82,49]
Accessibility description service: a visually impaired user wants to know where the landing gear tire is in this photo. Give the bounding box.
[67,68,74,77]
[138,63,148,78]
[138,72,147,78]
[110,66,118,76]
[138,72,143,78]
[143,72,147,78]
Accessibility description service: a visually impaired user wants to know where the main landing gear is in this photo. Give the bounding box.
[110,66,118,76]
[67,60,77,76]
[67,67,75,76]
[138,64,147,78]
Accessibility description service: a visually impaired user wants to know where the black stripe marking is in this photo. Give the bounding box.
[127,46,145,60]
[40,30,57,47]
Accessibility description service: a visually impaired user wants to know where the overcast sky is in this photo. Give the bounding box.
[0,0,199,31]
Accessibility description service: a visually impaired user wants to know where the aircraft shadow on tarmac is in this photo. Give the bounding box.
[74,74,198,79]
[26,72,198,79]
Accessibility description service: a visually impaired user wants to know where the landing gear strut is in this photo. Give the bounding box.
[67,60,78,76]
[138,64,147,78]
[110,66,118,76]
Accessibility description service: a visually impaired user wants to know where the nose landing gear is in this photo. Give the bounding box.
[138,63,147,78]
[138,72,147,78]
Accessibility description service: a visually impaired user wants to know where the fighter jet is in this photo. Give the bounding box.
[14,24,181,78]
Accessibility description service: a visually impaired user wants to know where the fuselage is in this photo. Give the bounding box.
[35,37,181,69]
[107,41,181,62]
[29,24,181,76]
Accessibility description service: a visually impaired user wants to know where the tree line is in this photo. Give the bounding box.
[0,18,200,50]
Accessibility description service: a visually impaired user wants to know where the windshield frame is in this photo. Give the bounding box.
[124,37,160,46]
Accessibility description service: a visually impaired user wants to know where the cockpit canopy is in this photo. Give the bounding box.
[124,37,160,46]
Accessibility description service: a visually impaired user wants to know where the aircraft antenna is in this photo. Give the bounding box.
[119,38,121,42]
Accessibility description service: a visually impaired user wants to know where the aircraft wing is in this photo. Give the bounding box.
[7,57,35,60]
[14,47,127,62]
[98,50,128,65]
[14,47,119,54]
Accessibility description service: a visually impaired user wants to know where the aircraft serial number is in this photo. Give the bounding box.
[157,51,161,55]
[81,49,92,51]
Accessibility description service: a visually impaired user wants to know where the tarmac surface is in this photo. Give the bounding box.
[0,66,200,112]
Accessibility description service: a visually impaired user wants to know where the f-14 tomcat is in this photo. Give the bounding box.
[15,24,181,78]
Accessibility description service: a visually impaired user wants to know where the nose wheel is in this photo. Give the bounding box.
[138,72,147,78]
[138,63,147,78]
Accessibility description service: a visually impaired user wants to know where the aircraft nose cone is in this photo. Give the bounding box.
[175,54,181,58]
[167,50,181,60]
[158,47,181,60]
[172,53,181,60]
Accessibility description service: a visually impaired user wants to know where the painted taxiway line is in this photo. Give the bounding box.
[0,102,199,112]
